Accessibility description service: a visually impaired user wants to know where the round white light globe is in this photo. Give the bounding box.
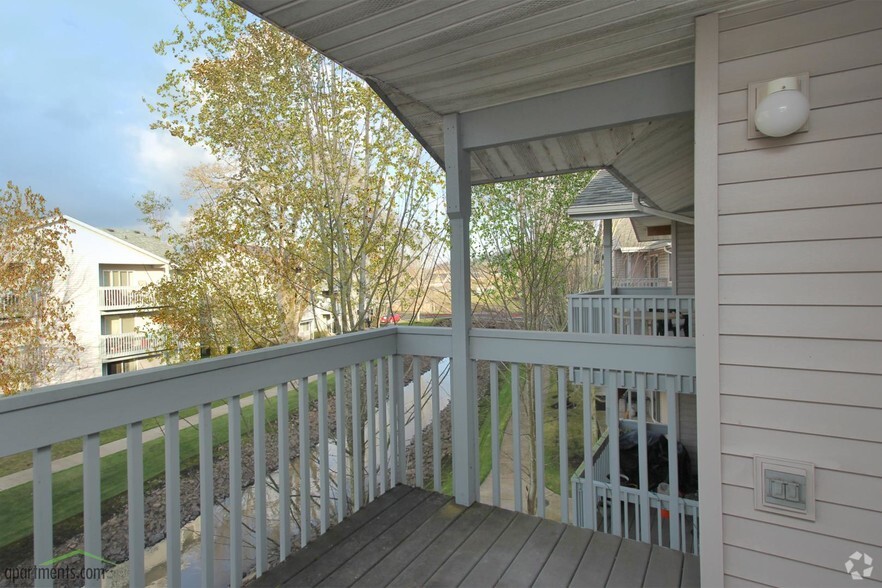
[754,89,810,137]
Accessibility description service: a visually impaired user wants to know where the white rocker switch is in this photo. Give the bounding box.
[770,479,786,499]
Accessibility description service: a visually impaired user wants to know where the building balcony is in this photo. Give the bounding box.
[100,332,160,360]
[568,293,695,338]
[98,287,151,311]
[0,326,696,586]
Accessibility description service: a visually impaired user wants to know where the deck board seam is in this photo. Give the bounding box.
[352,497,468,587]
[389,503,494,586]
[494,515,566,586]
[554,528,594,587]
[290,488,434,586]
[600,533,625,588]
[340,497,465,586]
[262,485,413,586]
[529,520,568,586]
[449,509,519,588]
[421,504,495,585]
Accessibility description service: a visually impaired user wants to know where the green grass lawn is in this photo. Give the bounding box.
[0,380,324,550]
[0,400,228,479]
[542,372,591,496]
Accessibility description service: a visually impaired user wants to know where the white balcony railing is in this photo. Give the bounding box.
[568,293,695,338]
[613,277,672,288]
[101,333,159,359]
[99,287,150,310]
[0,326,695,587]
[572,423,700,554]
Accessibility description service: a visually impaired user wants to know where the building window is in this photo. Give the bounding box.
[101,270,133,287]
[104,359,138,375]
[104,316,136,335]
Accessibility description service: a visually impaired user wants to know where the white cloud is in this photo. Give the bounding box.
[125,125,217,195]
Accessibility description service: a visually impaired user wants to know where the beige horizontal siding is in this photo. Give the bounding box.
[719,273,882,306]
[718,0,881,62]
[718,27,882,93]
[719,365,882,409]
[712,3,882,582]
[721,395,882,443]
[723,573,774,588]
[718,1,847,33]
[719,133,882,184]
[722,454,882,513]
[721,423,881,481]
[718,168,882,214]
[720,238,882,274]
[720,305,882,340]
[719,203,882,244]
[720,335,882,374]
[723,544,865,588]
[722,516,882,583]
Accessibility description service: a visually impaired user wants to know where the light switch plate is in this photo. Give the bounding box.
[754,455,815,521]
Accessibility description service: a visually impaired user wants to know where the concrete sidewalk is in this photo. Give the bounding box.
[478,400,563,521]
[0,390,276,492]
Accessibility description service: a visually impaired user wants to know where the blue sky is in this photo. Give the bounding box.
[0,1,214,229]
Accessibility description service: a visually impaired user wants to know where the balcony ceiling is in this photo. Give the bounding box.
[234,0,789,208]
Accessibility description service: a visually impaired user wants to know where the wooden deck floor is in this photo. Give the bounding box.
[251,485,700,588]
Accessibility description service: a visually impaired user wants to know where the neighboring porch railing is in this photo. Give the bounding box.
[613,277,671,288]
[98,287,150,310]
[100,333,160,359]
[572,423,700,554]
[0,326,695,587]
[568,293,695,338]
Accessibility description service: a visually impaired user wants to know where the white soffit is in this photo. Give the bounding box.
[234,0,794,187]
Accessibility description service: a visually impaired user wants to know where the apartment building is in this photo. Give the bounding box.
[57,217,169,382]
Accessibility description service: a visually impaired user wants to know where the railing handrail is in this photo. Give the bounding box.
[470,327,696,375]
[567,293,694,302]
[0,328,400,457]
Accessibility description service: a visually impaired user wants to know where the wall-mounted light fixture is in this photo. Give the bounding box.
[748,73,810,139]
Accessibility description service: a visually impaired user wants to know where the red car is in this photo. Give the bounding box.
[379,312,401,325]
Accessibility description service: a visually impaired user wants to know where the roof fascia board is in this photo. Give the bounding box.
[364,78,445,169]
[567,209,648,221]
[459,64,694,151]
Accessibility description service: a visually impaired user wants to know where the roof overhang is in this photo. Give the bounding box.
[233,0,787,205]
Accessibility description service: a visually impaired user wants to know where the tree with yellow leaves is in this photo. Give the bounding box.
[0,182,80,395]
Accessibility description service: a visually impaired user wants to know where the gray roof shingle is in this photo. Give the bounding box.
[103,228,169,260]
[571,170,633,208]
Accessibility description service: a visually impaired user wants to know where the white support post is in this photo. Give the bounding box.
[444,112,477,506]
[603,218,613,297]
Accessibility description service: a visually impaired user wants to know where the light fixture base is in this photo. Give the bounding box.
[748,72,810,139]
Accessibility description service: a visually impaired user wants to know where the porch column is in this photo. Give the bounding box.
[443,113,478,505]
[603,218,613,295]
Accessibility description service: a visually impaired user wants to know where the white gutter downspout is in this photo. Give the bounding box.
[632,194,695,225]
